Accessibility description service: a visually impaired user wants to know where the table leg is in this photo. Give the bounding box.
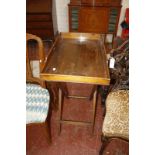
[58,82,69,98]
[58,88,62,135]
[92,90,97,134]
[89,85,97,100]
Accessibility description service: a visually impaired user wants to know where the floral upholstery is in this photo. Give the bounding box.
[102,90,129,140]
[26,84,50,124]
[30,60,40,78]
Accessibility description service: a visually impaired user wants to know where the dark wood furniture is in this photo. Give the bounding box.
[40,32,110,134]
[68,0,122,43]
[41,32,110,85]
[26,33,46,87]
[26,33,52,142]
[26,33,61,111]
[26,0,55,40]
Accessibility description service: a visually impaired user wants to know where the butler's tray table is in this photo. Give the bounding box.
[40,32,110,134]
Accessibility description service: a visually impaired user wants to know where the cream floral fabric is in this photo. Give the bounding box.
[102,90,129,140]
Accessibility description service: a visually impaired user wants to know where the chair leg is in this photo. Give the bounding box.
[99,136,109,155]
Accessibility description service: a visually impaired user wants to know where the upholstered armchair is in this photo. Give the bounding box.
[99,90,129,155]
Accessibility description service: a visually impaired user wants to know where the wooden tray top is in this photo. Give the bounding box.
[41,32,110,85]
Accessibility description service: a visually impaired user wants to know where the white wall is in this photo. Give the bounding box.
[55,0,70,32]
[117,0,129,36]
[52,0,58,35]
[55,0,129,36]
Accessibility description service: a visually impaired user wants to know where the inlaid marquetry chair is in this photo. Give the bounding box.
[99,90,129,155]
[26,33,52,142]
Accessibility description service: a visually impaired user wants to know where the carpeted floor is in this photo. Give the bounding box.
[26,83,129,155]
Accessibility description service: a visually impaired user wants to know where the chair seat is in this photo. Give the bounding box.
[102,90,129,140]
[26,84,50,124]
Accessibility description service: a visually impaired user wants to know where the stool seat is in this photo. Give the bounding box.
[102,90,129,140]
[26,84,50,124]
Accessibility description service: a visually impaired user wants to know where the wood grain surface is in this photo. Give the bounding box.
[41,32,110,85]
